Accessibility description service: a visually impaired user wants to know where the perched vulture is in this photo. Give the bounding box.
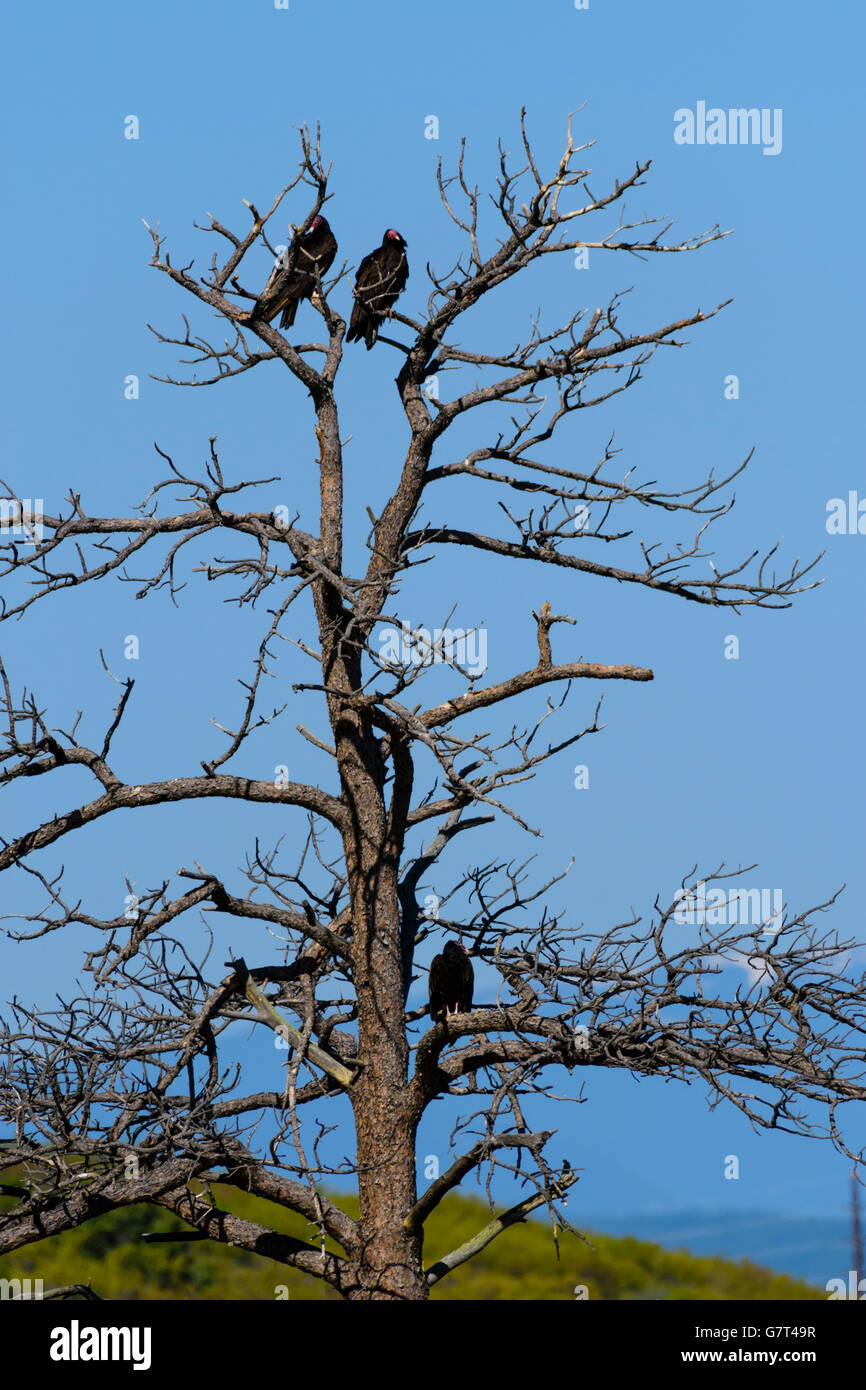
[347,229,409,349]
[429,941,474,1022]
[249,215,337,328]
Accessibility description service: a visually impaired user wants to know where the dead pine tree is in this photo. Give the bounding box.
[1,116,864,1302]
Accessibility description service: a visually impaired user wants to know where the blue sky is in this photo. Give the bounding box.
[2,0,865,1259]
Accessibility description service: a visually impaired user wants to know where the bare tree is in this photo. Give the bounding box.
[1,116,862,1302]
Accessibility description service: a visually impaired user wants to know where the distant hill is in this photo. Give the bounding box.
[0,1183,824,1300]
[595,1211,852,1290]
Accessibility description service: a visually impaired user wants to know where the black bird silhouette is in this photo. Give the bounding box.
[347,229,409,348]
[249,215,337,328]
[429,941,474,1022]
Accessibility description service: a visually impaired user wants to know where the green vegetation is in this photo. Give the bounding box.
[0,1182,822,1301]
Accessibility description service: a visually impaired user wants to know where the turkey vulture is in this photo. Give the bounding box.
[429,941,474,1022]
[347,229,409,349]
[249,215,337,328]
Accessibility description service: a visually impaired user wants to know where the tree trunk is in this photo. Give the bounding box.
[332,697,425,1298]
[344,757,426,1297]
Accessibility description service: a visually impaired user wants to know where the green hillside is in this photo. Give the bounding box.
[0,1183,823,1300]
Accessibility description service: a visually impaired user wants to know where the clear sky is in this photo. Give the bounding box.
[2,0,864,1254]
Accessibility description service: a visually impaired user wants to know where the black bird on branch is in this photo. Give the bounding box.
[249,215,337,328]
[429,941,474,1022]
[347,229,409,348]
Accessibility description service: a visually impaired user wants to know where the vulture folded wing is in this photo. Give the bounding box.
[458,953,474,1013]
[347,250,382,343]
[251,257,291,324]
[428,952,448,1021]
[253,220,337,327]
[348,233,408,348]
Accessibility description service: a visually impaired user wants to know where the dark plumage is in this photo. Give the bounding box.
[347,229,409,349]
[250,215,337,328]
[429,941,474,1022]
